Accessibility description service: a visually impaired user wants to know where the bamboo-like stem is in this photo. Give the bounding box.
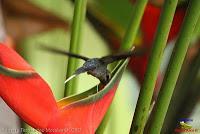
[96,0,148,133]
[162,17,200,133]
[171,47,200,130]
[120,0,148,50]
[193,17,200,39]
[149,0,200,133]
[65,0,87,96]
[162,43,200,133]
[130,0,179,133]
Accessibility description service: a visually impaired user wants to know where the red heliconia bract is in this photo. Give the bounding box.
[0,44,122,134]
[0,44,58,129]
[47,83,119,134]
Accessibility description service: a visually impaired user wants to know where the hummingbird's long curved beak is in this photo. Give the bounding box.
[64,67,88,83]
[64,74,77,83]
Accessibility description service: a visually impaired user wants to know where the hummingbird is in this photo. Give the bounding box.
[40,45,137,84]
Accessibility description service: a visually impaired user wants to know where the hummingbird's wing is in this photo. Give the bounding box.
[100,49,137,64]
[40,45,89,61]
[99,47,147,64]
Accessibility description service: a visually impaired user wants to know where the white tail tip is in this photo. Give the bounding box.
[64,74,77,83]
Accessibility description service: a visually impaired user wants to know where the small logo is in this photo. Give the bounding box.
[179,118,193,129]
[174,118,199,133]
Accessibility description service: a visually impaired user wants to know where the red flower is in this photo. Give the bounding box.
[0,44,58,129]
[0,44,125,133]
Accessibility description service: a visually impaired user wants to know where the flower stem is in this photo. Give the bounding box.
[96,0,148,133]
[120,0,148,50]
[163,45,200,133]
[130,0,179,133]
[65,0,87,96]
[149,0,200,133]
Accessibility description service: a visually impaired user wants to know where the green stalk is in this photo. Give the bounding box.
[171,47,200,131]
[120,0,148,50]
[65,0,87,96]
[96,0,148,133]
[193,16,200,39]
[149,0,200,133]
[162,16,200,133]
[130,0,179,133]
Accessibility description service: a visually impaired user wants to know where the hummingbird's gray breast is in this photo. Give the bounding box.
[84,58,110,84]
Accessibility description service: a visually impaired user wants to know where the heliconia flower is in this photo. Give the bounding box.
[0,44,127,133]
[0,44,58,129]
